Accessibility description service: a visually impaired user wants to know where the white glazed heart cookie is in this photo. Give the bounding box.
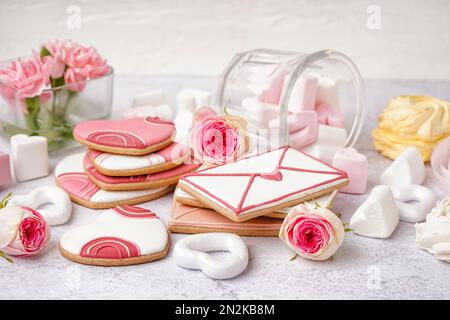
[55,153,175,209]
[59,205,170,266]
[86,142,188,176]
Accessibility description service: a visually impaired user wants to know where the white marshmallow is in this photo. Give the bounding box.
[300,124,348,163]
[173,233,249,280]
[11,134,49,182]
[126,89,175,120]
[349,185,399,239]
[380,147,425,187]
[241,97,279,128]
[390,185,436,223]
[123,104,174,120]
[10,186,72,225]
[177,88,211,112]
[287,74,318,113]
[316,76,341,111]
[132,89,167,107]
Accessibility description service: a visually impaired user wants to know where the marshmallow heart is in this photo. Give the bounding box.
[332,147,368,195]
[11,134,49,182]
[349,185,399,238]
[173,233,249,280]
[9,186,72,226]
[390,185,436,223]
[301,125,348,163]
[380,147,425,187]
[177,88,211,113]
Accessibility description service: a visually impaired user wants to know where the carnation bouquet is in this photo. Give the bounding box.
[0,40,112,151]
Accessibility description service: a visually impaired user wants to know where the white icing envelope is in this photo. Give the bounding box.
[178,146,348,222]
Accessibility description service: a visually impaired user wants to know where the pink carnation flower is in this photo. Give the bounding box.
[43,39,109,91]
[0,53,52,102]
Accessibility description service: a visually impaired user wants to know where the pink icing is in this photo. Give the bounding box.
[88,141,185,164]
[58,172,100,200]
[74,117,175,149]
[170,200,282,232]
[84,155,199,185]
[80,236,141,259]
[113,205,158,219]
[180,146,347,215]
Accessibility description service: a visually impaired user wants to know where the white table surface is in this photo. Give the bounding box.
[0,76,449,300]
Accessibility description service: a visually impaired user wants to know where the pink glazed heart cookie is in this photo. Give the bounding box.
[84,155,199,191]
[86,142,188,176]
[59,205,169,266]
[55,153,175,209]
[178,146,348,222]
[73,117,176,155]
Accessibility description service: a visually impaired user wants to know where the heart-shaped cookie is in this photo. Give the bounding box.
[173,233,248,279]
[59,205,169,266]
[74,117,176,155]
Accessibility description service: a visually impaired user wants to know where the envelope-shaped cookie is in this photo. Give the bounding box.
[178,146,348,222]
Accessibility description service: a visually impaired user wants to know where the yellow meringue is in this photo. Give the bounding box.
[373,96,450,161]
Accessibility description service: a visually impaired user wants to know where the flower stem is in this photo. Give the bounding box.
[24,96,41,134]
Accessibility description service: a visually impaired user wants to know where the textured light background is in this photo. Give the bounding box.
[0,0,449,79]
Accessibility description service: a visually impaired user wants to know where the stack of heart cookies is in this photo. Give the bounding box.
[169,145,348,237]
[55,117,199,209]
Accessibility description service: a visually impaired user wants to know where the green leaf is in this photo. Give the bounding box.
[0,251,13,264]
[313,201,321,209]
[224,107,230,115]
[344,228,354,233]
[0,192,12,209]
[40,46,52,58]
[290,254,298,261]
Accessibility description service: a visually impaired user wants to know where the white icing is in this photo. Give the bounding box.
[172,233,248,280]
[94,153,167,171]
[60,208,168,256]
[54,153,85,177]
[180,147,346,215]
[10,186,72,226]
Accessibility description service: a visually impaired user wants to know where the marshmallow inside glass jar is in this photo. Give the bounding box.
[216,49,366,162]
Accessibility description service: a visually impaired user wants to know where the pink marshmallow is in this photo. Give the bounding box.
[315,102,345,128]
[0,151,12,188]
[332,147,368,194]
[258,69,288,105]
[287,75,318,113]
[287,111,319,149]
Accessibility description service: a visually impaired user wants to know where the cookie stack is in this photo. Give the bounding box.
[55,117,199,209]
[169,145,348,236]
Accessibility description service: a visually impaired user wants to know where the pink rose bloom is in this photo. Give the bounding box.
[0,53,52,101]
[191,114,248,165]
[279,204,344,261]
[0,206,50,257]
